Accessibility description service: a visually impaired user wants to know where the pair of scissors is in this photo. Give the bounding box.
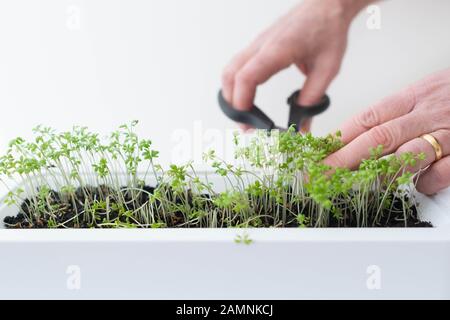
[218,89,330,132]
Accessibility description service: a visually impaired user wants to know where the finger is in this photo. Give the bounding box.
[296,59,340,133]
[395,130,450,172]
[298,60,340,106]
[222,46,260,105]
[297,63,308,75]
[325,111,429,169]
[232,45,291,112]
[339,87,416,144]
[222,46,262,131]
[222,25,280,105]
[300,118,312,134]
[416,156,450,195]
[237,124,253,132]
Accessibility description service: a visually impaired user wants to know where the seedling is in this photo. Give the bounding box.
[235,233,253,245]
[1,123,430,229]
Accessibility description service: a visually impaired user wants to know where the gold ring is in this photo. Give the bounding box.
[421,134,443,161]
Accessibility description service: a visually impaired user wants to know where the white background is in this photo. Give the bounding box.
[0,0,449,166]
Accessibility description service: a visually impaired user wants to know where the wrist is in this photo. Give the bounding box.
[335,0,378,20]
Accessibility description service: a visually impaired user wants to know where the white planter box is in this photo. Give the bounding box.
[0,176,449,300]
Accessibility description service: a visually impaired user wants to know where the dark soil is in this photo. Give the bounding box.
[3,186,432,229]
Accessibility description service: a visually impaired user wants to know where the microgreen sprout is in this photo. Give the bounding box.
[235,233,253,245]
[1,124,430,229]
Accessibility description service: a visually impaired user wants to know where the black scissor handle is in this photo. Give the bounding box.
[218,90,276,130]
[218,89,330,131]
[287,90,330,130]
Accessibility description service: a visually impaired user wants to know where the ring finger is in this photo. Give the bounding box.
[395,129,450,172]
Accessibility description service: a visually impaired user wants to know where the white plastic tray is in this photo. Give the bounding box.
[0,177,449,299]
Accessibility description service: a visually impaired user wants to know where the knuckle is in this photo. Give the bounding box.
[427,107,449,130]
[221,67,235,85]
[326,151,347,169]
[356,107,379,131]
[403,85,417,109]
[260,43,288,63]
[259,45,278,59]
[235,69,254,86]
[369,125,395,150]
[271,36,291,50]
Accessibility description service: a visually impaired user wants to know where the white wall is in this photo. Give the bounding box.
[0,0,449,166]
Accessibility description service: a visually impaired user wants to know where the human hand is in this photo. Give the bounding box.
[222,0,373,132]
[325,68,450,195]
